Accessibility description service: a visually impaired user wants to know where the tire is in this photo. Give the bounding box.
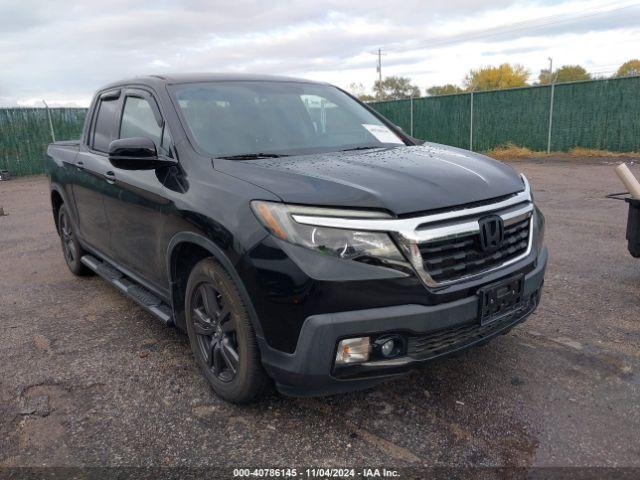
[185,258,269,403]
[57,205,92,276]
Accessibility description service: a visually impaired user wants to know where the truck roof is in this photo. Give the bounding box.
[100,73,327,90]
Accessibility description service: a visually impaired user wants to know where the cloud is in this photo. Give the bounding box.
[0,0,638,105]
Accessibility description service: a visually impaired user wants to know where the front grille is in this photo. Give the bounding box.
[407,295,537,360]
[418,216,531,283]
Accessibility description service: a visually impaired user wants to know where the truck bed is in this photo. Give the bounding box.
[46,140,81,172]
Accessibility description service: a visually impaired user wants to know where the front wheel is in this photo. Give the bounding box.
[185,258,269,403]
[57,205,91,276]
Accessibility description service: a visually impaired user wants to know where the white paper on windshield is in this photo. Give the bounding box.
[362,124,404,144]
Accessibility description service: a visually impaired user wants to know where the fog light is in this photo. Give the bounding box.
[374,335,405,359]
[335,337,370,365]
[380,339,395,357]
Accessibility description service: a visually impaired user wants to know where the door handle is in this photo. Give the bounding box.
[76,160,85,170]
[103,171,116,184]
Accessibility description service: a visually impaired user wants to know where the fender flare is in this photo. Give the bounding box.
[50,183,70,207]
[49,183,77,232]
[165,231,265,341]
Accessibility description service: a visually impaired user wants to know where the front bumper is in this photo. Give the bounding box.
[261,247,547,397]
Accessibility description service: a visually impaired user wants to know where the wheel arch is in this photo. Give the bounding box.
[166,232,265,341]
[50,184,73,234]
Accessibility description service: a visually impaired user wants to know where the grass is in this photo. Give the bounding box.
[484,143,548,160]
[484,142,640,160]
[567,147,640,158]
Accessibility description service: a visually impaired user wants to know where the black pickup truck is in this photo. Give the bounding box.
[46,74,547,402]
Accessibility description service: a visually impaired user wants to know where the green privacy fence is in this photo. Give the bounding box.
[370,75,640,153]
[1,76,639,177]
[0,108,86,176]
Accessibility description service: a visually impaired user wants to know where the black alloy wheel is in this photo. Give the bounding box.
[60,208,77,265]
[57,205,91,276]
[185,258,269,403]
[191,281,240,382]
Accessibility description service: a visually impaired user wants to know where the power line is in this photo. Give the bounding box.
[411,1,638,50]
[388,1,639,53]
[362,2,637,92]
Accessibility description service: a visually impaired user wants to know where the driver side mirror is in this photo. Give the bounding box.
[108,137,177,170]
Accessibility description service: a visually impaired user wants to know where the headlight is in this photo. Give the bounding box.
[251,201,406,266]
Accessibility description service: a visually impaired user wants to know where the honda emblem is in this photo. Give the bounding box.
[478,215,504,252]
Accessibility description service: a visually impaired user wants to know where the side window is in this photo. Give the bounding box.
[92,97,119,152]
[120,96,173,156]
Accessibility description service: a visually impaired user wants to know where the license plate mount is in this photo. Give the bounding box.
[478,274,525,326]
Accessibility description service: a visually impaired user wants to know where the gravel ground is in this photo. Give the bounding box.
[1,158,639,471]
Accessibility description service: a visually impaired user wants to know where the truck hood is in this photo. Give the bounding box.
[215,143,525,215]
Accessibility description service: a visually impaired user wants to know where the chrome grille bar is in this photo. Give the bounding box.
[292,176,532,243]
[290,175,534,287]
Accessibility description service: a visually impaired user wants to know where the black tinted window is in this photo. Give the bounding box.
[120,97,162,145]
[120,96,172,155]
[92,97,119,152]
[171,82,404,157]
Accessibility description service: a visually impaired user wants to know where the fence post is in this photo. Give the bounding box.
[410,96,414,137]
[42,100,56,143]
[547,83,555,153]
[469,91,474,151]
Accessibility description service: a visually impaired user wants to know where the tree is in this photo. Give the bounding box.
[463,63,529,91]
[426,84,463,96]
[555,65,591,83]
[538,65,591,84]
[615,59,640,78]
[373,76,421,100]
[347,82,375,102]
[537,68,553,85]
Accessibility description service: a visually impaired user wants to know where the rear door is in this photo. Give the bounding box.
[72,89,121,255]
[102,88,174,294]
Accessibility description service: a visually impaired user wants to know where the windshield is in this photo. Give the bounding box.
[170,81,405,158]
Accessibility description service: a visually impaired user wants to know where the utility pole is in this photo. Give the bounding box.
[548,57,553,83]
[371,48,386,99]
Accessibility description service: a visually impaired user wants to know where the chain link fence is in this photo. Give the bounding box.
[371,75,640,153]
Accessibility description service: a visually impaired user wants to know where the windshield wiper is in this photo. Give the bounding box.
[216,153,289,160]
[340,146,383,152]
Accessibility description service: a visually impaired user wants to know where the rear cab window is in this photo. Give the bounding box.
[91,93,120,153]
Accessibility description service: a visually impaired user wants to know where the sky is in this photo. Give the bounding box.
[0,0,638,107]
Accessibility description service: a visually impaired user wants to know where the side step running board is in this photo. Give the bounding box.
[81,254,173,324]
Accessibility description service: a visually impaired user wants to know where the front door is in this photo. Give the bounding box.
[102,89,174,294]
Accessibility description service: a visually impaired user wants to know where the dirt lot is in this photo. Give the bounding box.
[1,158,639,471]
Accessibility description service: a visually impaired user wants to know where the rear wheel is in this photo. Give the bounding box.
[185,258,269,403]
[58,205,91,276]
